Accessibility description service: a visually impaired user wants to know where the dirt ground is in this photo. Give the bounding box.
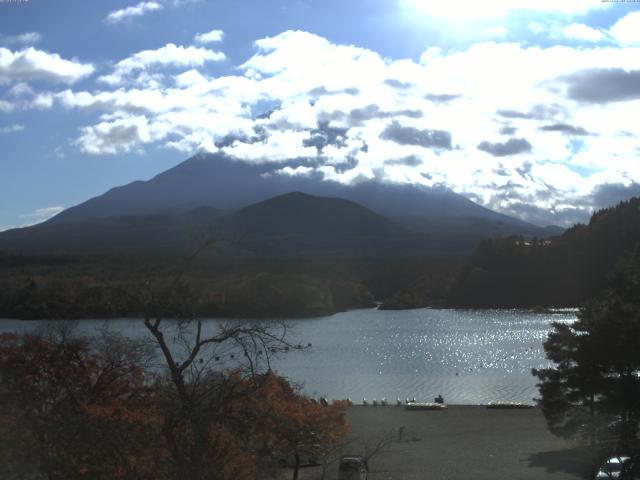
[302,405,604,480]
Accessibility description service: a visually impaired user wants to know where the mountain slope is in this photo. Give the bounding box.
[0,193,411,256]
[447,197,640,307]
[0,153,562,256]
[215,192,408,254]
[48,153,554,238]
[0,207,220,255]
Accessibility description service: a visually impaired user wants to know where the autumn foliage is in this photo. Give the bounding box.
[0,330,349,480]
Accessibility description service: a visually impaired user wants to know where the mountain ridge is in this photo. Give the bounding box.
[1,153,564,256]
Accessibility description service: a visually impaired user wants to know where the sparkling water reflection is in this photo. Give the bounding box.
[0,307,576,404]
[271,308,576,404]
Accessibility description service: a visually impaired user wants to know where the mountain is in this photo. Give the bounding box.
[447,197,640,307]
[214,192,409,255]
[0,207,221,256]
[0,153,561,256]
[0,192,415,256]
[48,153,554,234]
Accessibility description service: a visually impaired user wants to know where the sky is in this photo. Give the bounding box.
[1,0,640,230]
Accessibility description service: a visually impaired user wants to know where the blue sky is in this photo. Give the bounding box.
[1,0,640,230]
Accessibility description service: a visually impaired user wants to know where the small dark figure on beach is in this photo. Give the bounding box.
[434,394,444,404]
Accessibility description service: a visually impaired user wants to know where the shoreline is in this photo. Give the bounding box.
[0,305,580,322]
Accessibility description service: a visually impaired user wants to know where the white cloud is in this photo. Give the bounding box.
[403,0,607,21]
[482,25,508,37]
[528,22,547,35]
[75,115,156,155]
[609,11,640,46]
[6,82,34,97]
[0,124,24,134]
[194,29,224,44]
[222,130,316,162]
[174,69,207,87]
[104,1,163,24]
[98,43,225,85]
[0,99,14,112]
[562,23,606,42]
[0,32,42,46]
[19,206,65,226]
[0,47,94,84]
[35,29,640,226]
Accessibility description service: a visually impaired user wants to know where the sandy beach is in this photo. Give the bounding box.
[313,405,599,480]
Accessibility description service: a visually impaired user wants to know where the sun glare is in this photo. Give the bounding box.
[404,0,607,21]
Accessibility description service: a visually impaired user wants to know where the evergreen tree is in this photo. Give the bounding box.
[533,245,640,446]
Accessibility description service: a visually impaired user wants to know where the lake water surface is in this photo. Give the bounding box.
[0,308,577,405]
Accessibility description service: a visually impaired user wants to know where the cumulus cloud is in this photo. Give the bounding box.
[0,100,14,112]
[385,156,423,167]
[0,32,42,46]
[98,43,225,85]
[194,29,224,44]
[75,116,154,155]
[497,104,565,121]
[380,121,452,149]
[500,126,517,135]
[384,78,413,89]
[347,104,422,125]
[27,29,640,226]
[565,69,640,103]
[477,138,532,156]
[590,182,640,209]
[539,123,590,136]
[104,1,163,24]
[609,11,640,46]
[0,47,94,84]
[562,23,606,43]
[425,93,460,103]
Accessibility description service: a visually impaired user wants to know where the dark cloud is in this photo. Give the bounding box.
[302,121,348,153]
[499,126,517,135]
[473,182,640,228]
[477,138,532,157]
[329,156,359,174]
[590,182,640,209]
[380,121,452,149]
[496,104,566,121]
[502,202,589,227]
[384,78,413,89]
[539,123,590,136]
[564,69,640,103]
[255,110,275,120]
[102,124,140,146]
[515,161,533,179]
[385,155,423,167]
[348,104,423,125]
[425,93,460,103]
[308,86,360,97]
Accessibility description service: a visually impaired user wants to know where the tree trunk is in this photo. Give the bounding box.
[293,453,300,480]
[589,392,595,447]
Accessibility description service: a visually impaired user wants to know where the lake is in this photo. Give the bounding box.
[0,307,577,405]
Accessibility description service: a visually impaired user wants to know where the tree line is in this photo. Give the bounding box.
[448,197,640,308]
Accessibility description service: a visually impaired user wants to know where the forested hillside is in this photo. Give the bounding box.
[447,197,640,307]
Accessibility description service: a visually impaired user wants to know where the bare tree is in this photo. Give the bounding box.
[140,239,296,480]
